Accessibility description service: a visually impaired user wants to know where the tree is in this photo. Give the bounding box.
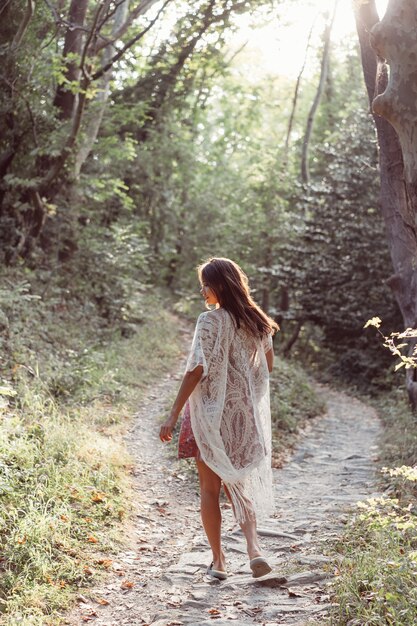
[301,3,337,184]
[0,0,173,261]
[354,0,417,406]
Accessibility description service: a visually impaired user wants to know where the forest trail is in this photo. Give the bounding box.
[65,325,381,626]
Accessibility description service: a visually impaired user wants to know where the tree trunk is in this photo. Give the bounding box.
[11,0,35,49]
[282,320,303,358]
[301,3,337,184]
[53,0,89,120]
[74,0,130,178]
[354,0,417,407]
[284,19,315,162]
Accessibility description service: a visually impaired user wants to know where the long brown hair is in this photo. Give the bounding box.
[198,257,279,338]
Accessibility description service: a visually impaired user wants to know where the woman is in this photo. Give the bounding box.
[159,257,278,579]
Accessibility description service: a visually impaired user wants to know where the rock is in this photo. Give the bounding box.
[177,551,211,568]
[257,527,301,540]
[265,606,308,615]
[248,573,288,588]
[285,570,330,586]
[297,554,331,565]
[181,599,211,609]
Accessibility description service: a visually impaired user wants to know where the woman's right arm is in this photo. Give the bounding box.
[265,348,274,373]
[159,365,204,442]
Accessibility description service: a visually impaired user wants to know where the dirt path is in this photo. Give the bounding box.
[65,332,381,626]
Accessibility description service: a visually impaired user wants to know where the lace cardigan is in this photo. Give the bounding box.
[186,307,274,523]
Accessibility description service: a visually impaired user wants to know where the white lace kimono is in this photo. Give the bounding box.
[186,307,274,523]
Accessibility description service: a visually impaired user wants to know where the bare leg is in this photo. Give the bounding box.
[223,485,263,560]
[196,460,226,572]
[240,517,263,561]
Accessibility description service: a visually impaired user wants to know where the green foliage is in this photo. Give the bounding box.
[0,400,130,620]
[364,318,417,372]
[269,356,326,464]
[1,0,401,390]
[0,273,183,622]
[375,392,417,470]
[331,492,417,625]
[1,3,411,623]
[274,108,401,386]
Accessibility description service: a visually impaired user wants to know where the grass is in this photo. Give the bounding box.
[0,284,183,625]
[329,391,417,626]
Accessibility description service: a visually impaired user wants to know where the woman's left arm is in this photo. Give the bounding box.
[159,365,204,442]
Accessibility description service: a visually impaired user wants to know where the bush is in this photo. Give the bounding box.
[269,357,326,466]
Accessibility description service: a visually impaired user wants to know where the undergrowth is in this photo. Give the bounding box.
[329,392,417,625]
[0,270,182,625]
[269,358,326,466]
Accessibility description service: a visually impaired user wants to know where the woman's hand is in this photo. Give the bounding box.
[159,416,177,442]
[159,367,203,443]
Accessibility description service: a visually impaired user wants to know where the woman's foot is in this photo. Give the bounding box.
[212,551,226,573]
[249,556,272,578]
[206,562,228,580]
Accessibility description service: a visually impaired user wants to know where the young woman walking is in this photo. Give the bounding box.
[159,257,278,579]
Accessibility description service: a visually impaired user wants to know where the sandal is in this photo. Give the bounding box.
[250,556,272,578]
[206,562,227,580]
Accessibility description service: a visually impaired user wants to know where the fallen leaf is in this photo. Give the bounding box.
[208,608,221,615]
[96,597,110,606]
[96,558,113,568]
[87,536,98,543]
[121,580,135,589]
[91,492,106,503]
[81,608,98,621]
[156,506,169,515]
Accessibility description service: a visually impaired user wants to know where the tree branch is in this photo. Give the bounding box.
[301,1,338,184]
[284,17,316,159]
[11,0,35,50]
[79,1,109,80]
[91,0,172,81]
[94,0,164,53]
[0,0,13,18]
[42,0,102,37]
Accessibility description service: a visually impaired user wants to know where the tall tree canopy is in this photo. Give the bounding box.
[0,0,405,389]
